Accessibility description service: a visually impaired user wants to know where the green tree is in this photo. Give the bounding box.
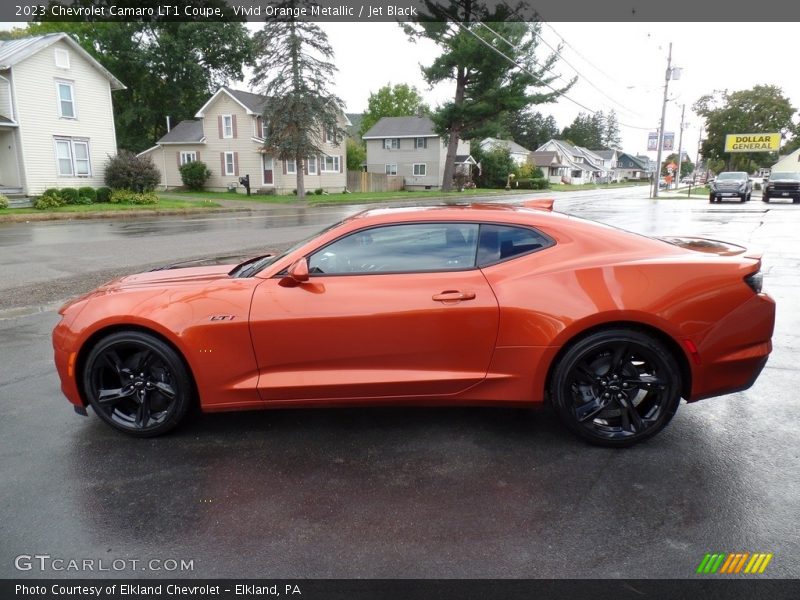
[472,144,515,188]
[660,153,694,177]
[562,111,605,149]
[346,138,366,171]
[404,3,573,191]
[251,5,344,199]
[603,110,622,150]
[359,83,429,138]
[500,110,559,152]
[693,85,797,171]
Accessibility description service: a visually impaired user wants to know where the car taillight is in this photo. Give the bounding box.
[744,271,763,294]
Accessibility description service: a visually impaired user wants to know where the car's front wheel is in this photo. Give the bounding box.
[708,194,716,203]
[762,196,770,203]
[82,331,193,437]
[550,329,682,447]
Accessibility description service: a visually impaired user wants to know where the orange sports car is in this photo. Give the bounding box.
[52,201,775,446]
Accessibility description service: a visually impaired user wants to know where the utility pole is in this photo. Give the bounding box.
[653,42,672,199]
[675,103,685,188]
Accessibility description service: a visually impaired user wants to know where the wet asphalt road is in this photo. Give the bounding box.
[1,189,799,579]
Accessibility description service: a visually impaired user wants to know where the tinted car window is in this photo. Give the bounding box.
[308,223,479,274]
[477,224,553,266]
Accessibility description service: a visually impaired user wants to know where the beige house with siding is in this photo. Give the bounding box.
[0,33,124,197]
[362,116,475,190]
[139,87,348,193]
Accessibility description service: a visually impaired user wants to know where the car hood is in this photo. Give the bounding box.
[105,265,237,290]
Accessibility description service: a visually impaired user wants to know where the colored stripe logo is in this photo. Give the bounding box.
[696,553,773,574]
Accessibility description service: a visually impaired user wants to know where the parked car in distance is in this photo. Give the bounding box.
[709,171,752,203]
[762,172,800,203]
[52,201,776,447]
[680,176,694,184]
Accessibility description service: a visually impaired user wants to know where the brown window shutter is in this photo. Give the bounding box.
[256,116,262,137]
[220,153,225,174]
[322,128,327,144]
[339,155,343,173]
[176,152,181,167]
[217,115,223,139]
[232,115,238,138]
[196,151,201,161]
[303,158,308,175]
[282,160,287,175]
[233,152,239,176]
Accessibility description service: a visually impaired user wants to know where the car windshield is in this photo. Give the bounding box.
[716,172,747,180]
[230,219,347,278]
[770,172,800,181]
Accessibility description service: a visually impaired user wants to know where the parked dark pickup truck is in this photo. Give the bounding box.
[762,172,800,204]
[708,171,752,203]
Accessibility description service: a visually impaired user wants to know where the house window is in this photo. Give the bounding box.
[322,154,340,172]
[180,151,197,165]
[222,115,233,138]
[261,120,268,139]
[384,138,400,150]
[571,170,581,178]
[415,137,427,149]
[54,137,91,177]
[54,48,70,69]
[325,126,339,144]
[224,152,235,175]
[307,156,317,175]
[413,163,427,176]
[286,159,297,174]
[385,164,397,175]
[56,81,75,119]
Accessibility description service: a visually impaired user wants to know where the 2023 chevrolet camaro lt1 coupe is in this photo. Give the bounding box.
[52,201,776,446]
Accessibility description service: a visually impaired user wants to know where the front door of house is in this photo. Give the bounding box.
[262,155,273,185]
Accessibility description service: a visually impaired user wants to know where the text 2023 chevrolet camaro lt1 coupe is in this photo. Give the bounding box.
[52,201,775,446]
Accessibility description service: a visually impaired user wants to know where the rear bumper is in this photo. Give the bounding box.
[688,293,776,401]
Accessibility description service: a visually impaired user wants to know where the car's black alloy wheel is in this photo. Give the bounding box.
[83,331,192,437]
[551,329,682,447]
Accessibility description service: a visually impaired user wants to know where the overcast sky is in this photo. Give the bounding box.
[4,20,798,162]
[319,21,800,161]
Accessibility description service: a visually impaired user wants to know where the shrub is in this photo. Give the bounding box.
[59,187,79,205]
[314,188,324,195]
[110,189,159,205]
[78,186,97,204]
[43,188,61,198]
[0,194,8,209]
[104,150,160,192]
[179,161,212,190]
[515,177,549,190]
[34,193,63,210]
[96,187,112,203]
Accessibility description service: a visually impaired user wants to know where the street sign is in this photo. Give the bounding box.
[724,133,781,152]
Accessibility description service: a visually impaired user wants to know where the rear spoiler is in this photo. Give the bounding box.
[522,198,554,212]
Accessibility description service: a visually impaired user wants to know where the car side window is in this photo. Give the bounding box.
[308,223,479,274]
[477,224,553,267]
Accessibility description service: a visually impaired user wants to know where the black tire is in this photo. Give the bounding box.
[83,331,193,437]
[762,196,769,203]
[740,194,746,203]
[550,328,682,447]
[746,192,751,202]
[708,194,715,203]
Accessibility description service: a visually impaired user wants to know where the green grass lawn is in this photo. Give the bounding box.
[0,199,220,216]
[548,181,651,192]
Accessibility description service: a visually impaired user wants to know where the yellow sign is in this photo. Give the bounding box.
[724,133,781,153]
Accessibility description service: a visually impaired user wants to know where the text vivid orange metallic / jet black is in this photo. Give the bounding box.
[52,201,775,446]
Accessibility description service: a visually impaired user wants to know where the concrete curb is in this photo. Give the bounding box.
[0,206,252,223]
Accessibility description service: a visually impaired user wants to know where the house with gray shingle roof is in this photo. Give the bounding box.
[536,140,604,184]
[139,86,349,193]
[362,116,475,190]
[0,33,124,197]
[479,137,532,166]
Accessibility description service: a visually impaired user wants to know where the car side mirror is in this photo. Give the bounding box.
[288,258,309,283]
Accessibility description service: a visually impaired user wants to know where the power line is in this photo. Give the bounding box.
[454,21,652,131]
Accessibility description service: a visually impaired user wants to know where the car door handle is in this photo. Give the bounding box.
[432,290,476,302]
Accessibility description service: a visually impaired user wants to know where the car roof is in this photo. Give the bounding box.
[345,202,566,225]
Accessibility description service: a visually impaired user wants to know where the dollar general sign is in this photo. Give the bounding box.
[724,133,781,152]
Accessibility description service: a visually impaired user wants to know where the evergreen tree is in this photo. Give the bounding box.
[603,110,622,150]
[404,2,573,190]
[251,4,345,199]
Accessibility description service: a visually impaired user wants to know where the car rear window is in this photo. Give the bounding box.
[477,224,554,267]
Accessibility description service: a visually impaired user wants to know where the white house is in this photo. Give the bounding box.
[479,137,532,166]
[535,140,602,184]
[0,33,125,197]
[139,87,348,193]
[771,148,800,173]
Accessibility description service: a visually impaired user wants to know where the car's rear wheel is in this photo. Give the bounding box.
[762,196,770,203]
[83,331,192,437]
[550,329,682,447]
[708,194,715,203]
